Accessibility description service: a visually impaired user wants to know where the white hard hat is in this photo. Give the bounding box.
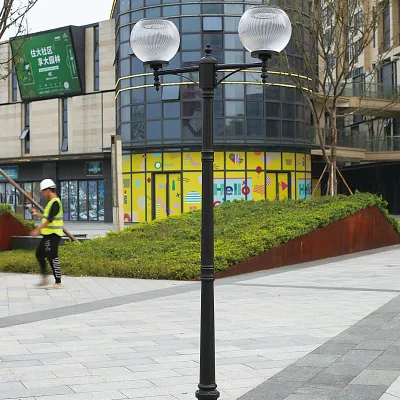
[40,179,56,191]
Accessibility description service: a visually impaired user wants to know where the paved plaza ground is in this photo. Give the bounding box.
[2,246,400,399]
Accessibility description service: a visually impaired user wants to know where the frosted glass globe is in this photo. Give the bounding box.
[238,6,292,55]
[130,19,180,64]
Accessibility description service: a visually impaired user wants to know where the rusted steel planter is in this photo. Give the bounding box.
[0,214,29,252]
[216,206,400,279]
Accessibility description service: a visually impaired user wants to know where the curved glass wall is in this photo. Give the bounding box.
[114,0,313,150]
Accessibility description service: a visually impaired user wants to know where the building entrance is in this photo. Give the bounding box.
[151,172,182,220]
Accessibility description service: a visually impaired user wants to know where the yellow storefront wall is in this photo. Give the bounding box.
[122,151,313,223]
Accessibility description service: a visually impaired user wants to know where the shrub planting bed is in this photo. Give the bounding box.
[0,193,398,280]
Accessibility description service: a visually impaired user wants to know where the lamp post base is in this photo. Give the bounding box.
[196,386,220,400]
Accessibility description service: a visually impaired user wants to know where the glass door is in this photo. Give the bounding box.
[152,172,182,220]
[153,174,168,220]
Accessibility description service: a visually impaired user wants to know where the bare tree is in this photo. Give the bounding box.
[0,0,39,80]
[0,0,38,40]
[278,0,395,195]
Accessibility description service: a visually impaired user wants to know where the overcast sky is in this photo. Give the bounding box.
[4,0,112,39]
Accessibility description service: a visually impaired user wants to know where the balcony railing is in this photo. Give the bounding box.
[366,136,400,152]
[311,129,400,152]
[330,82,400,102]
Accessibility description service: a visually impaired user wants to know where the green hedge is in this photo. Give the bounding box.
[0,204,35,231]
[0,193,398,280]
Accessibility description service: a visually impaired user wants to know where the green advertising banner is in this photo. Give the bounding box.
[11,28,83,100]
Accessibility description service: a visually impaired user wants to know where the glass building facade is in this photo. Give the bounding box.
[113,0,314,223]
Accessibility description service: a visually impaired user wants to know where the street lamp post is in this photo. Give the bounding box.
[130,7,291,399]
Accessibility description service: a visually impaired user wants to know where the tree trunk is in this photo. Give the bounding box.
[329,111,338,196]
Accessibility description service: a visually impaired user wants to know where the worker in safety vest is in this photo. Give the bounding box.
[30,179,64,289]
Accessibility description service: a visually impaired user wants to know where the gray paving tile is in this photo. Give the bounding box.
[305,373,356,390]
[349,369,400,386]
[334,384,388,400]
[238,380,304,400]
[292,354,340,368]
[353,339,394,350]
[337,350,382,364]
[268,366,323,382]
[312,342,354,355]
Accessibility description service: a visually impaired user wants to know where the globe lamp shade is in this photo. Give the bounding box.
[238,6,292,59]
[130,19,180,67]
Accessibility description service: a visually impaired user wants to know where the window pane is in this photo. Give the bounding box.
[266,120,281,138]
[203,17,222,31]
[120,59,130,76]
[203,33,223,49]
[247,119,265,137]
[265,102,281,118]
[226,118,244,137]
[120,91,130,106]
[146,103,162,119]
[182,34,201,50]
[296,105,304,120]
[120,13,130,25]
[182,101,201,117]
[146,120,162,141]
[146,0,158,5]
[131,57,144,73]
[225,101,244,117]
[214,101,223,117]
[282,121,295,138]
[283,87,295,102]
[89,181,98,221]
[282,104,295,119]
[79,181,88,221]
[247,102,263,117]
[182,119,202,138]
[265,86,281,100]
[202,3,223,14]
[163,119,181,139]
[162,86,180,100]
[182,17,201,32]
[145,7,161,17]
[225,84,244,99]
[214,118,224,138]
[121,123,131,143]
[61,138,68,152]
[163,5,179,16]
[224,17,241,32]
[182,4,200,14]
[182,51,201,64]
[132,104,145,120]
[224,3,243,14]
[132,121,145,140]
[163,102,180,118]
[225,34,243,49]
[225,51,245,63]
[131,10,144,22]
[120,26,130,42]
[119,43,131,59]
[146,87,162,102]
[121,106,131,122]
[120,0,130,11]
[69,181,78,221]
[246,85,263,100]
[132,88,145,103]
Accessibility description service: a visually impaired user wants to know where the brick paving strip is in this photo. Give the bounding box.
[239,292,400,400]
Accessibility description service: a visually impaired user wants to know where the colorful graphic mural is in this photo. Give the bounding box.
[122,151,313,222]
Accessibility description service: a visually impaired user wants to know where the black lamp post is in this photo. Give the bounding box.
[130,7,292,399]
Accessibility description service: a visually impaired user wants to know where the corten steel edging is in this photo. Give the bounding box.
[0,214,29,252]
[216,206,400,279]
